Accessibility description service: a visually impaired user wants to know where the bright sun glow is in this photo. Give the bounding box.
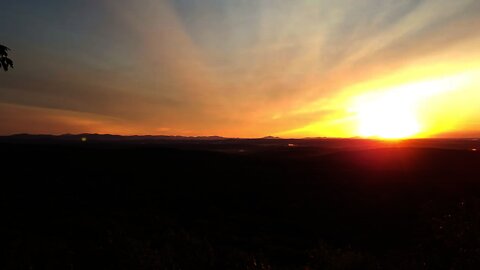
[351,72,472,139]
[356,95,420,139]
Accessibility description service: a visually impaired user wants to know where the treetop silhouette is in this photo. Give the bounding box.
[0,44,14,71]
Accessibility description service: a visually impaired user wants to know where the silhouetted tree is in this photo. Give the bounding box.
[0,44,14,71]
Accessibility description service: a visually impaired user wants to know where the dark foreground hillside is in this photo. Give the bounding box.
[1,138,480,269]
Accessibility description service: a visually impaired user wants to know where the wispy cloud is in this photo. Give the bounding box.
[1,0,479,136]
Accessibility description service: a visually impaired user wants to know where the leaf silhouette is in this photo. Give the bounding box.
[0,44,14,71]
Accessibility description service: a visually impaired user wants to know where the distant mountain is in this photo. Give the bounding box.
[261,136,282,139]
[0,133,229,143]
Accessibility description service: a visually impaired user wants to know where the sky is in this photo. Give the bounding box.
[0,0,479,138]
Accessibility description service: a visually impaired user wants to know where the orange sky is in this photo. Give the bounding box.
[1,0,479,138]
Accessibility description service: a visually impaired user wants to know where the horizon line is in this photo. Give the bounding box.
[1,133,479,141]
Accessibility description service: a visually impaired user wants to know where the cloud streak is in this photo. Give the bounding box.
[1,0,479,137]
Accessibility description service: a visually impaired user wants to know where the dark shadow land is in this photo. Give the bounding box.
[1,135,480,269]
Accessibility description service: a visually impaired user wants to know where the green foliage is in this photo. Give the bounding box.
[0,44,14,71]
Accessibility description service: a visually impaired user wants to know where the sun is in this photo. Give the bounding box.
[349,72,476,140]
[353,90,421,139]
[356,99,420,139]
